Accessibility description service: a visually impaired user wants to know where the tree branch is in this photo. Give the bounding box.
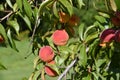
[0,11,13,22]
[57,58,78,80]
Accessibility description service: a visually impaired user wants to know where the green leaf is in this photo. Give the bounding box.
[77,0,85,9]
[18,13,32,30]
[6,0,13,8]
[53,1,59,18]
[85,31,98,44]
[0,24,8,43]
[78,23,85,41]
[7,20,20,36]
[114,0,120,11]
[59,0,73,16]
[84,25,96,39]
[0,62,7,70]
[38,0,53,14]
[23,0,32,19]
[94,15,107,23]
[79,43,87,67]
[7,29,18,51]
[16,0,23,12]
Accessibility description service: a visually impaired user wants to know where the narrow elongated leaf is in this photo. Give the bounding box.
[23,0,32,19]
[59,0,73,16]
[53,1,59,18]
[6,0,13,8]
[79,43,87,67]
[84,25,96,39]
[16,0,23,12]
[78,23,85,41]
[38,0,53,14]
[95,15,107,23]
[114,0,120,10]
[18,13,32,30]
[7,29,18,51]
[0,24,8,43]
[7,20,20,36]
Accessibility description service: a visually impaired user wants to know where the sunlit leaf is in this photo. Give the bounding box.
[77,0,85,9]
[53,1,59,18]
[114,0,120,11]
[78,23,85,41]
[16,0,23,12]
[7,20,20,36]
[6,0,13,8]
[7,29,18,51]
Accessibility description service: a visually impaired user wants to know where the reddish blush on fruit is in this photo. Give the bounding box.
[99,28,116,46]
[115,11,120,19]
[68,14,80,26]
[44,60,58,77]
[39,46,54,62]
[52,30,69,46]
[115,30,120,42]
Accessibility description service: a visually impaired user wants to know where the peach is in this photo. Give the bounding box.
[39,46,54,62]
[111,16,120,26]
[59,11,70,23]
[44,60,58,77]
[115,30,120,42]
[52,30,69,46]
[0,35,4,43]
[100,28,116,46]
[68,14,80,26]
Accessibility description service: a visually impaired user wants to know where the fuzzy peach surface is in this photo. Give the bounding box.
[39,46,54,62]
[100,28,116,43]
[52,30,69,46]
[44,60,57,77]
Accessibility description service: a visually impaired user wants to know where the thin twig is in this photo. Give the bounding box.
[0,11,13,22]
[57,58,78,80]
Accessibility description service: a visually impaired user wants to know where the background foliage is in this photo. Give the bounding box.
[1,0,120,80]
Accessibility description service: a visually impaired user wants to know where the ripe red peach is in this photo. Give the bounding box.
[44,60,58,77]
[39,46,54,62]
[115,30,120,42]
[68,14,80,26]
[111,16,120,26]
[59,11,70,23]
[99,28,116,46]
[52,30,69,46]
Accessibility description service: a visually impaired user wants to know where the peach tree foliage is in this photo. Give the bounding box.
[1,0,120,80]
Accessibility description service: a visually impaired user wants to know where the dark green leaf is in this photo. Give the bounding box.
[59,0,73,16]
[114,0,120,11]
[23,0,32,19]
[18,13,32,30]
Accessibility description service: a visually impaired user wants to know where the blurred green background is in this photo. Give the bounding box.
[0,39,34,80]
